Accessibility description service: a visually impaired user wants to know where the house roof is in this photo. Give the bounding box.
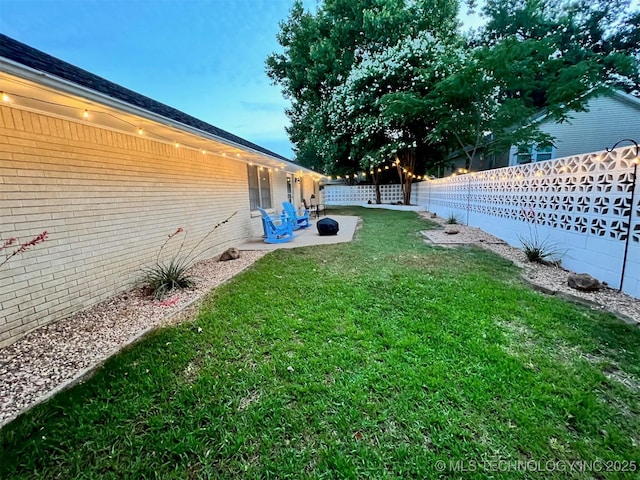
[0,34,296,165]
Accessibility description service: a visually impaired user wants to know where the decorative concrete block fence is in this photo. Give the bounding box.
[324,184,404,206]
[411,146,640,299]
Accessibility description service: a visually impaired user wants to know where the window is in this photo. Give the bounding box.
[247,165,272,210]
[535,145,553,162]
[516,145,533,164]
[515,144,554,164]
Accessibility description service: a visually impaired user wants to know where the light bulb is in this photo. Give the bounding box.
[83,109,89,119]
[1,92,9,102]
[138,128,143,135]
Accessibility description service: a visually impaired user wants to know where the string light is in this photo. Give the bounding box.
[1,87,330,179]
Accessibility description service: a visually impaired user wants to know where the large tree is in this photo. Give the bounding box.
[382,0,640,172]
[328,31,463,202]
[266,0,458,179]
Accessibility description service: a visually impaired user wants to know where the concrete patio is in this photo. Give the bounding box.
[240,215,359,250]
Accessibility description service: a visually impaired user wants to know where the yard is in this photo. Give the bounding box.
[1,208,638,479]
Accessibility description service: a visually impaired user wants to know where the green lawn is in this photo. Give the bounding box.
[1,207,638,479]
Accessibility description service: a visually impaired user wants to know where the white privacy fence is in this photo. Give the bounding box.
[411,146,640,299]
[324,184,404,205]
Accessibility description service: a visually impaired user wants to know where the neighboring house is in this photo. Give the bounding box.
[444,90,640,174]
[0,35,323,347]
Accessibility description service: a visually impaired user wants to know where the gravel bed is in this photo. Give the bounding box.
[420,213,640,325]
[0,250,266,426]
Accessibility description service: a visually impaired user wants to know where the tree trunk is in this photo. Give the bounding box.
[374,171,381,204]
[400,149,416,205]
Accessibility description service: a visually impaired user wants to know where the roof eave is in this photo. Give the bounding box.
[1,56,321,177]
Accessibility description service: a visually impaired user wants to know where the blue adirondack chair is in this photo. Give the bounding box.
[282,201,311,230]
[257,207,295,243]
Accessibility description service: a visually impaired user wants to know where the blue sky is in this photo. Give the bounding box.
[0,0,483,159]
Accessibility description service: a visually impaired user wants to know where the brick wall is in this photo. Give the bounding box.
[0,105,269,347]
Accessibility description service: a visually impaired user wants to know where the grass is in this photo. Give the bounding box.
[1,207,639,479]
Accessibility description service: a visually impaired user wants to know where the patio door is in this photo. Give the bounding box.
[286,174,294,203]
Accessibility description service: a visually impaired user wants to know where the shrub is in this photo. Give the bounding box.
[143,212,237,299]
[446,213,461,224]
[518,232,564,266]
[144,257,194,299]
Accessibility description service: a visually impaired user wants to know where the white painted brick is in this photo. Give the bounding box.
[0,104,308,345]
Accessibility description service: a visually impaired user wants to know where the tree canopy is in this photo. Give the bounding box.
[267,0,640,186]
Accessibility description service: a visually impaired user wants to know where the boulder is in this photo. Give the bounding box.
[567,273,601,291]
[219,247,240,261]
[444,227,459,235]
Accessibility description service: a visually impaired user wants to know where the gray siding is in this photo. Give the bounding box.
[542,93,640,158]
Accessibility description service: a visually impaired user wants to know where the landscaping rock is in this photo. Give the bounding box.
[444,227,459,235]
[219,247,240,261]
[568,273,601,291]
[430,212,437,218]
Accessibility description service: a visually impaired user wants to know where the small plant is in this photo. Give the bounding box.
[0,231,48,269]
[143,212,237,299]
[518,232,564,266]
[144,256,194,299]
[446,213,461,224]
[518,208,565,266]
